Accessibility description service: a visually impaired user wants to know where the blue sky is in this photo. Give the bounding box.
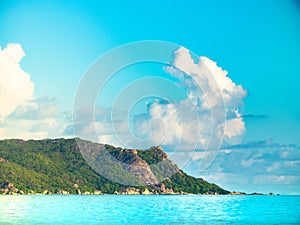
[0,0,300,194]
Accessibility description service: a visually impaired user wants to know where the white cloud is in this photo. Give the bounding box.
[0,43,65,140]
[266,162,281,172]
[241,158,255,168]
[131,47,247,150]
[0,43,34,120]
[223,110,246,138]
[134,102,182,145]
[170,47,247,109]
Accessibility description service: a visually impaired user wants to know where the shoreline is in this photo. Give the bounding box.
[1,181,280,196]
[1,192,280,196]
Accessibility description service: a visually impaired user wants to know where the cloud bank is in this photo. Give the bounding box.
[190,140,300,194]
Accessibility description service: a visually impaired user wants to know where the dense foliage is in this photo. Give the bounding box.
[0,139,123,194]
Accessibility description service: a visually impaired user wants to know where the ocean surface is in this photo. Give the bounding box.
[0,195,299,224]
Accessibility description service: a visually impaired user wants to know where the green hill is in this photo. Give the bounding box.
[0,138,229,195]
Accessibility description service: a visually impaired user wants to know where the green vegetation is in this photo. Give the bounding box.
[0,138,229,194]
[162,172,228,194]
[0,139,123,194]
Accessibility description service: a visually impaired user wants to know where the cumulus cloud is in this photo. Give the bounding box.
[169,47,246,108]
[133,101,183,146]
[0,43,34,120]
[0,43,65,139]
[131,47,247,150]
[223,110,246,138]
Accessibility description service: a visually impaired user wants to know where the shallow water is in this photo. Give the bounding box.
[0,195,299,224]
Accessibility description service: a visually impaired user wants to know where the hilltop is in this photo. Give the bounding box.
[0,138,229,195]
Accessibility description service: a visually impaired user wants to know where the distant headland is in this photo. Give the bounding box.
[0,138,277,196]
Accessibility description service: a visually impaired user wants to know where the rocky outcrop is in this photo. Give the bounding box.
[0,181,25,195]
[124,153,159,186]
[132,149,138,155]
[229,191,246,195]
[93,190,102,195]
[90,144,160,186]
[0,157,8,163]
[157,183,176,194]
[74,183,82,195]
[43,190,52,195]
[250,192,264,195]
[141,188,151,195]
[119,187,140,195]
[56,190,69,195]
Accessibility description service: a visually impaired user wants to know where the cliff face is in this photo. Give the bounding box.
[102,147,160,186]
[0,138,229,194]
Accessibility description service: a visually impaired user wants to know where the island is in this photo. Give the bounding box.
[0,138,274,195]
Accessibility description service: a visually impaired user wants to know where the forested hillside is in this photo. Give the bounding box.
[0,138,229,194]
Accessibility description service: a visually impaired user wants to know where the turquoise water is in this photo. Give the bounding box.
[0,195,299,224]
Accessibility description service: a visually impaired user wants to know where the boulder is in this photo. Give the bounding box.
[132,149,138,155]
[0,181,14,189]
[2,188,9,194]
[0,157,8,163]
[93,190,102,195]
[120,187,140,195]
[250,192,264,195]
[7,182,15,189]
[141,188,151,195]
[62,190,69,195]
[43,190,50,195]
[159,183,166,192]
